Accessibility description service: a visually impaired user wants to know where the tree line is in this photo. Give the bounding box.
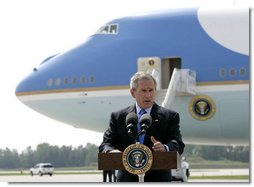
[0,143,98,169]
[184,145,249,162]
[0,143,249,169]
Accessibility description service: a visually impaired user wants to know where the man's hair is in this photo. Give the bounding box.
[130,72,157,90]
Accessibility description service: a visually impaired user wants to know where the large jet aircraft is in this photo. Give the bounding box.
[15,7,249,146]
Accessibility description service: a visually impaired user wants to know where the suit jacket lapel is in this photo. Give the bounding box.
[122,104,137,145]
[126,103,162,145]
[144,103,162,143]
[126,104,136,114]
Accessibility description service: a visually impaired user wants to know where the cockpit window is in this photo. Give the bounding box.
[96,24,118,35]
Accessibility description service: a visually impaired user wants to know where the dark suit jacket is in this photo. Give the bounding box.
[99,103,185,182]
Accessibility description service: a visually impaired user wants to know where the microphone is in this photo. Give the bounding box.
[139,113,152,135]
[125,112,138,138]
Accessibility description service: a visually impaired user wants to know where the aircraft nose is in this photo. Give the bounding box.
[15,76,29,97]
[15,72,37,98]
[15,65,47,99]
[15,54,57,98]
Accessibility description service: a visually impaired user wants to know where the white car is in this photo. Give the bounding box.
[30,163,54,176]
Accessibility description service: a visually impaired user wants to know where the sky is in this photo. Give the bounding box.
[0,0,252,154]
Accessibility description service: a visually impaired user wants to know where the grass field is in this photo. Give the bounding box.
[186,156,249,169]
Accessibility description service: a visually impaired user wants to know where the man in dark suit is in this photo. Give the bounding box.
[99,72,185,182]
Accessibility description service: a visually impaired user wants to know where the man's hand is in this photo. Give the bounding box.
[151,136,166,152]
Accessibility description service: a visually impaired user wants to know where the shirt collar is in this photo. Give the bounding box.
[135,103,152,115]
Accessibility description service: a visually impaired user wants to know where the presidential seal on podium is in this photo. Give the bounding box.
[122,143,153,175]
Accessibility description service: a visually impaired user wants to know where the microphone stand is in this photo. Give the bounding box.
[135,131,145,183]
[126,113,152,182]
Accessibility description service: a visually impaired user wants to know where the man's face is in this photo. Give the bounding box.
[130,79,156,109]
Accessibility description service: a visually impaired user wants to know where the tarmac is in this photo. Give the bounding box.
[0,169,249,183]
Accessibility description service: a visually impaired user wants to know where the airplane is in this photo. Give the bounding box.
[15,7,249,146]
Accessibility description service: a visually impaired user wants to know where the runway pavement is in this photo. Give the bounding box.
[0,169,249,183]
[1,174,102,183]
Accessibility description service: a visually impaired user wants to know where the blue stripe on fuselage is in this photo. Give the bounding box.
[16,8,249,93]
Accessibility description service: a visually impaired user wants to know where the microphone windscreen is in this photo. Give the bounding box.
[125,112,138,125]
[139,113,152,126]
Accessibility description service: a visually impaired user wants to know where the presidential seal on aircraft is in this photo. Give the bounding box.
[189,95,216,121]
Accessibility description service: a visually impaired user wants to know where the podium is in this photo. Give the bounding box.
[98,151,180,171]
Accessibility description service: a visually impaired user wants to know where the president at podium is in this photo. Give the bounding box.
[99,72,185,182]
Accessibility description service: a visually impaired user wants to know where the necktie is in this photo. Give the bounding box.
[137,109,147,144]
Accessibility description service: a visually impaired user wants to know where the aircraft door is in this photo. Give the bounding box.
[161,57,181,89]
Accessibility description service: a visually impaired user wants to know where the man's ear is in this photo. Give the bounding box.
[130,88,135,98]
